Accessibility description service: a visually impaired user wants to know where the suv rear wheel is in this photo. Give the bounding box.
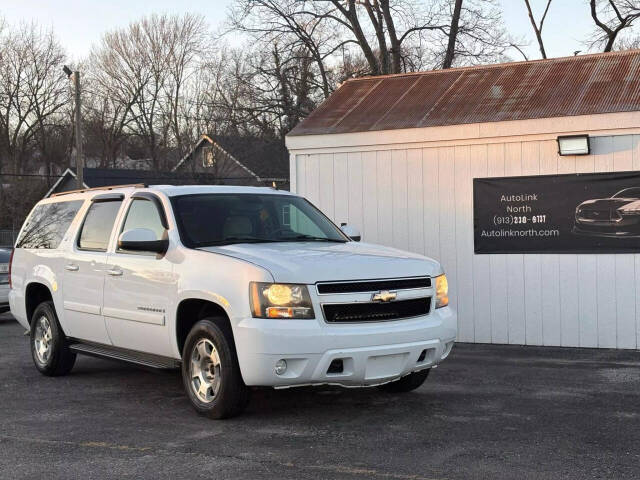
[377,369,430,393]
[181,318,250,419]
[30,301,76,376]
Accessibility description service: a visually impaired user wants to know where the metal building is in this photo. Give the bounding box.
[286,50,640,349]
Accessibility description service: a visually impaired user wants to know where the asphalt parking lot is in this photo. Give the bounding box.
[1,313,639,480]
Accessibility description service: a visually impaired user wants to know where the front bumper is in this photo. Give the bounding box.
[233,305,457,387]
[573,213,640,237]
[573,224,640,237]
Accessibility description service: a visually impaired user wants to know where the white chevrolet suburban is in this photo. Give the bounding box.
[9,184,456,418]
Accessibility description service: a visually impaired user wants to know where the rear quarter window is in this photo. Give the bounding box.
[16,200,84,249]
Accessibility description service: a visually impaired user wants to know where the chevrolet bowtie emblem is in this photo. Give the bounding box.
[371,290,397,303]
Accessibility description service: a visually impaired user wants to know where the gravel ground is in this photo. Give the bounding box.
[1,312,639,480]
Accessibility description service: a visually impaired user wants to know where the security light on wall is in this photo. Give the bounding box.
[557,135,590,156]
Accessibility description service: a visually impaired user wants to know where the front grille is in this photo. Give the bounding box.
[317,277,431,294]
[580,209,618,221]
[323,297,431,323]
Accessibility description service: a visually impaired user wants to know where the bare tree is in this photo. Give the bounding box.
[331,0,514,72]
[240,44,318,136]
[206,48,258,136]
[231,0,513,77]
[87,14,207,170]
[0,22,69,176]
[436,0,516,69]
[86,28,152,168]
[324,0,447,74]
[615,35,640,49]
[177,54,227,147]
[589,0,640,52]
[0,20,69,231]
[443,0,464,68]
[229,0,348,99]
[162,14,207,155]
[524,0,552,59]
[191,43,320,139]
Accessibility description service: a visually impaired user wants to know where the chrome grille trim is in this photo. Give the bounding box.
[316,277,432,295]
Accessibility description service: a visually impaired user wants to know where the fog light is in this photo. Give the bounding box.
[275,359,287,375]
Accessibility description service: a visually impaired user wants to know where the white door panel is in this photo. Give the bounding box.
[103,195,175,356]
[62,252,111,344]
[103,254,175,356]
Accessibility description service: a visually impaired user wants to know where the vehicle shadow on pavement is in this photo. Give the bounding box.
[68,358,432,421]
[2,314,432,424]
[247,384,432,418]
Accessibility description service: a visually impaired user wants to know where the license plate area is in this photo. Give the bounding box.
[365,353,408,380]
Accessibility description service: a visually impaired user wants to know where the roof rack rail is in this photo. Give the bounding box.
[50,183,148,197]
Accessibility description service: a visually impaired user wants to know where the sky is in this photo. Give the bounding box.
[1,0,596,62]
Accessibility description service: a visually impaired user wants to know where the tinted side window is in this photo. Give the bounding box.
[78,201,123,251]
[17,200,84,249]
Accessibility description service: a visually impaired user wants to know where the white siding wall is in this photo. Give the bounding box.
[292,134,640,349]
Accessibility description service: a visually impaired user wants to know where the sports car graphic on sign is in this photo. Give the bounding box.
[573,187,640,237]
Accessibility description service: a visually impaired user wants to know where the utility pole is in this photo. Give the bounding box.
[63,65,84,188]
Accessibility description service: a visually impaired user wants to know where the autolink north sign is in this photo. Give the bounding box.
[474,171,640,254]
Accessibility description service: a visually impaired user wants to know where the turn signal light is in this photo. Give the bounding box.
[250,282,314,319]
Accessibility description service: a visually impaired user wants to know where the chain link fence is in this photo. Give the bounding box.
[0,230,17,247]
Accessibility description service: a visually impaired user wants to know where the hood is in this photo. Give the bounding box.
[199,241,442,284]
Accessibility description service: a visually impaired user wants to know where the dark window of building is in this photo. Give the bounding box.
[16,200,84,249]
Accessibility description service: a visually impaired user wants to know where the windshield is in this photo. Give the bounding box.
[171,193,348,248]
[613,187,640,198]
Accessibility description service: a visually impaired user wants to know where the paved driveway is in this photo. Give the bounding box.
[1,313,639,479]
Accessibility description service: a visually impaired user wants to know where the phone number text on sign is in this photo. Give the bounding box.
[493,214,548,225]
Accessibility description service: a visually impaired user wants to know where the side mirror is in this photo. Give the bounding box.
[118,228,168,254]
[340,223,361,242]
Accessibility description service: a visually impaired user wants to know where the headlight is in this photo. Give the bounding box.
[434,274,448,309]
[250,282,314,319]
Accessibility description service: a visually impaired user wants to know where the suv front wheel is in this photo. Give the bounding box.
[30,301,76,376]
[181,318,250,419]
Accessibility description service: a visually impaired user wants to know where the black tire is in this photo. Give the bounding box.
[181,318,250,419]
[377,369,430,393]
[30,301,76,376]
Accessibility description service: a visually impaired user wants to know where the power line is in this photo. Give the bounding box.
[0,173,64,178]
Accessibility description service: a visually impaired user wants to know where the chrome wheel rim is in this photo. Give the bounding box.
[189,339,222,403]
[34,316,53,364]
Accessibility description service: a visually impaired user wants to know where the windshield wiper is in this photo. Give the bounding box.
[279,234,347,243]
[208,237,280,246]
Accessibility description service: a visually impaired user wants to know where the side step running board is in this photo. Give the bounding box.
[70,342,180,369]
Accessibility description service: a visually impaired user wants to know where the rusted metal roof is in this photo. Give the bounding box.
[289,50,640,136]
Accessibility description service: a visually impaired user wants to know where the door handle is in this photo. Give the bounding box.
[107,268,123,277]
[65,264,79,272]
